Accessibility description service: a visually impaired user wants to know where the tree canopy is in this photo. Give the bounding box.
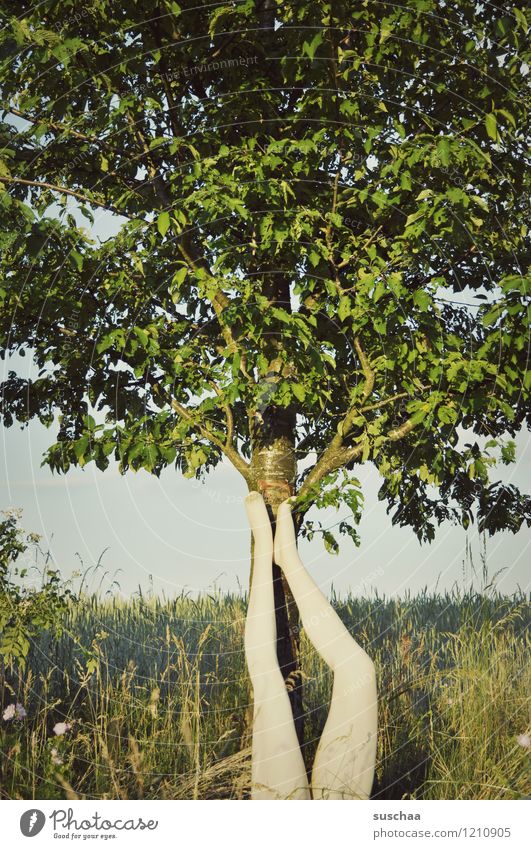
[1,0,530,551]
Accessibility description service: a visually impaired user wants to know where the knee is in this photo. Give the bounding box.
[247,663,285,703]
[245,642,281,684]
[341,649,376,695]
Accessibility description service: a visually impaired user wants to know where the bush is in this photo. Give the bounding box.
[0,509,74,670]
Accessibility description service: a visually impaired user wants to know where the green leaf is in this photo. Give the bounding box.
[322,529,339,555]
[436,137,450,167]
[437,406,457,425]
[374,280,386,302]
[470,195,489,212]
[69,249,83,271]
[405,209,425,227]
[292,383,306,402]
[231,351,241,377]
[500,440,516,464]
[157,211,171,237]
[133,327,149,347]
[413,290,430,310]
[303,31,323,60]
[485,113,498,141]
[338,296,351,322]
[408,404,430,426]
[172,266,187,287]
[73,435,90,461]
[400,171,412,191]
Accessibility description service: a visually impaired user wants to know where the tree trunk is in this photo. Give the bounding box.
[249,402,305,747]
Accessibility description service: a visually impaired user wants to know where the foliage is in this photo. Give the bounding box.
[0,0,529,549]
[1,585,529,799]
[0,510,74,669]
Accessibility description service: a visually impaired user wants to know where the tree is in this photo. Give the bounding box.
[1,0,529,741]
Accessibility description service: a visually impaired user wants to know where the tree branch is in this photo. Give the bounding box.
[125,110,174,209]
[295,335,376,494]
[6,118,253,393]
[176,241,254,383]
[0,176,134,220]
[324,170,341,283]
[149,13,187,141]
[169,397,250,481]
[295,384,430,459]
[360,388,429,413]
[353,336,375,404]
[121,111,253,386]
[298,409,424,500]
[337,225,383,271]
[210,381,236,450]
[387,417,418,441]
[5,105,177,215]
[6,106,123,155]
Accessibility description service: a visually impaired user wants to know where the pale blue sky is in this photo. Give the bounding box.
[1,417,529,598]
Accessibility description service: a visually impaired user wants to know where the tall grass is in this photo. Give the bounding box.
[1,587,529,800]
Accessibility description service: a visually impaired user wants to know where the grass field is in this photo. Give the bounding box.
[1,586,530,800]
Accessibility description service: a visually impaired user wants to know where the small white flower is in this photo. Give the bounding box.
[2,704,16,721]
[53,722,72,736]
[51,747,63,765]
[516,734,531,749]
[15,703,27,719]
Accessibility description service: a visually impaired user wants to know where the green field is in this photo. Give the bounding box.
[1,587,529,800]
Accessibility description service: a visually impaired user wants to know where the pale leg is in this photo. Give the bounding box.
[274,499,378,800]
[244,492,310,800]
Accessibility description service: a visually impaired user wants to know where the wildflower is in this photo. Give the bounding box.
[2,703,26,721]
[516,734,531,749]
[51,747,63,766]
[27,532,42,544]
[2,704,16,721]
[53,722,72,736]
[2,507,23,521]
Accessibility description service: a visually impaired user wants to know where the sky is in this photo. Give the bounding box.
[1,173,530,601]
[1,416,529,599]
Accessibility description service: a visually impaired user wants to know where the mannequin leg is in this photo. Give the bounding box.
[244,492,310,800]
[274,499,377,800]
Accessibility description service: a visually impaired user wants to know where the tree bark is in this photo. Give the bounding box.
[249,403,305,747]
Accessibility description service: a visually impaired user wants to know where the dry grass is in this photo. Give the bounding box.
[1,588,529,800]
